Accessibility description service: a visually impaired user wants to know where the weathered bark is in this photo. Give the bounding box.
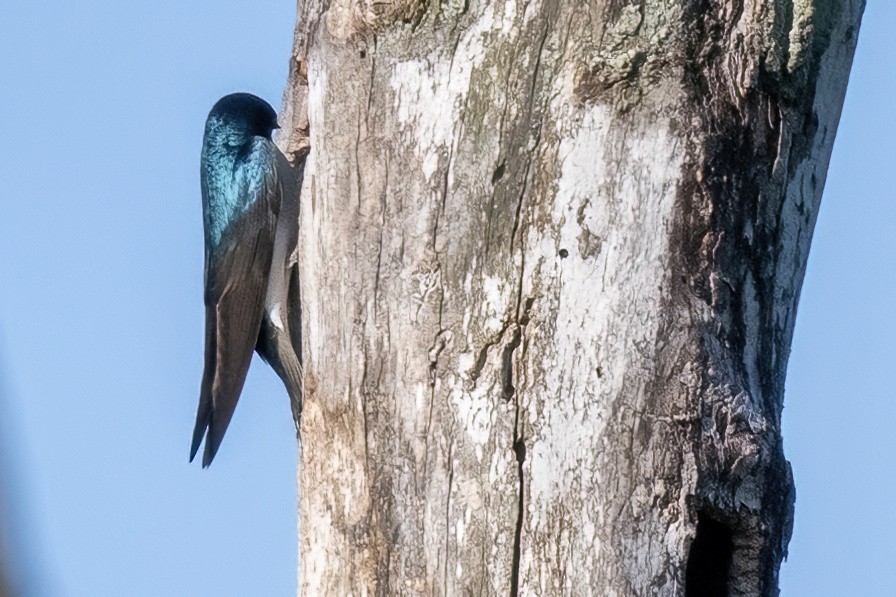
[277,0,863,594]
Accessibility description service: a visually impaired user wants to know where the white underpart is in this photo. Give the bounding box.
[269,302,284,330]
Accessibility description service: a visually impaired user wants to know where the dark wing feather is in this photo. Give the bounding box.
[191,141,280,467]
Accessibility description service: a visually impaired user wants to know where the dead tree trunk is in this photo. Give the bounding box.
[277,0,863,593]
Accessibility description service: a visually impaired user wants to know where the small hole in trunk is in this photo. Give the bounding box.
[685,513,733,597]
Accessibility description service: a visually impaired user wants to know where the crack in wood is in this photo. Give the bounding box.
[470,319,512,383]
[501,326,523,402]
[509,296,533,593]
[510,397,527,596]
[443,441,454,593]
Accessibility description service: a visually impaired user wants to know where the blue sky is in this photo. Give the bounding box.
[0,1,892,596]
[0,2,298,595]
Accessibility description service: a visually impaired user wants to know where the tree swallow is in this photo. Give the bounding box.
[190,93,305,467]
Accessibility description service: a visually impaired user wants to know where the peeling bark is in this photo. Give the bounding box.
[278,0,864,594]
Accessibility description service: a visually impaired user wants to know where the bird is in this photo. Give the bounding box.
[190,92,305,467]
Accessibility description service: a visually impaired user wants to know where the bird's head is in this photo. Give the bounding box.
[208,92,280,140]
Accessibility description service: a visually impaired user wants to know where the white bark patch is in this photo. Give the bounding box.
[389,2,533,182]
[480,274,514,332]
[527,104,683,507]
[452,384,495,448]
[390,58,469,180]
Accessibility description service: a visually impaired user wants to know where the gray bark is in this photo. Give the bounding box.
[277,0,864,594]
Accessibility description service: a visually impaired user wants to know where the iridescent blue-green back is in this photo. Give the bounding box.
[199,96,280,254]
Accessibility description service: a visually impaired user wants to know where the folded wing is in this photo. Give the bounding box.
[191,139,280,467]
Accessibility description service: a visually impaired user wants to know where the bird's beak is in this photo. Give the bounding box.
[274,122,281,129]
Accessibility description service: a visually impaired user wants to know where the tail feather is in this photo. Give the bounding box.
[189,407,208,463]
[257,315,303,431]
[190,307,217,463]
